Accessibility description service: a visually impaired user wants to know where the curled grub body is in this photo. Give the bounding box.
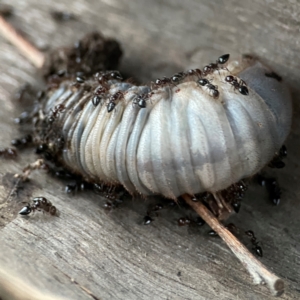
[3,25,292,296]
[33,56,292,200]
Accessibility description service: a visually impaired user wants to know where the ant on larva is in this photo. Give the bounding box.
[75,75,85,84]
[48,104,65,123]
[107,90,123,113]
[206,84,219,98]
[57,69,66,77]
[132,93,148,108]
[197,78,219,98]
[170,71,186,84]
[2,21,292,295]
[152,76,173,89]
[92,95,101,106]
[203,53,230,75]
[197,78,209,86]
[186,68,203,79]
[19,197,57,216]
[96,70,123,84]
[107,101,116,113]
[93,85,107,106]
[225,75,249,95]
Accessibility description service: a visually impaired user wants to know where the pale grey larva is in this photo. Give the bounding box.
[37,56,292,200]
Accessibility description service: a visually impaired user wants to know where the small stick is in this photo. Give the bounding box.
[14,159,48,181]
[0,15,45,68]
[182,194,284,297]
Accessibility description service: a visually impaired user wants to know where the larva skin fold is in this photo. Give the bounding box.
[36,56,292,201]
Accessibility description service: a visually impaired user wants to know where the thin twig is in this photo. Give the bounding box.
[182,194,284,297]
[0,15,45,68]
[14,159,47,181]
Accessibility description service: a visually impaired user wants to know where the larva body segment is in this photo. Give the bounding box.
[38,57,292,200]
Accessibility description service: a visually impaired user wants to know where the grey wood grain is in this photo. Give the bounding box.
[0,0,299,299]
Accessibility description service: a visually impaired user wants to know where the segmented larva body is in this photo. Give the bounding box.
[38,56,292,200]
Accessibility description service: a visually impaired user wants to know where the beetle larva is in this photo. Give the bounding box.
[1,21,291,295]
[32,55,292,202]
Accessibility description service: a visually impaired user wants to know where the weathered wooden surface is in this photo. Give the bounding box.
[0,0,300,299]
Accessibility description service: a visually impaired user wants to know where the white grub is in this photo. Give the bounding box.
[43,56,292,199]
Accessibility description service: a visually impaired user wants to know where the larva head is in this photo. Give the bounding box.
[233,56,293,150]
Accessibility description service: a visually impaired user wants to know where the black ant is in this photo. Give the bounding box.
[170,72,186,84]
[268,178,281,206]
[35,143,48,154]
[152,77,172,89]
[64,180,94,194]
[14,83,31,102]
[103,199,116,212]
[0,147,17,159]
[142,202,165,225]
[19,197,57,216]
[198,79,219,98]
[36,90,46,101]
[0,3,13,18]
[225,223,238,233]
[143,215,154,225]
[133,93,148,108]
[92,95,102,106]
[74,40,83,63]
[245,230,263,257]
[107,91,123,113]
[177,216,191,226]
[57,69,67,77]
[208,223,237,237]
[50,10,76,22]
[220,180,247,213]
[14,111,30,124]
[186,68,203,79]
[257,175,281,206]
[232,200,241,213]
[208,229,218,236]
[11,134,32,148]
[268,145,287,169]
[48,104,65,123]
[178,215,205,227]
[203,54,230,75]
[96,71,123,85]
[206,84,219,98]
[225,75,249,95]
[92,85,107,106]
[75,74,85,84]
